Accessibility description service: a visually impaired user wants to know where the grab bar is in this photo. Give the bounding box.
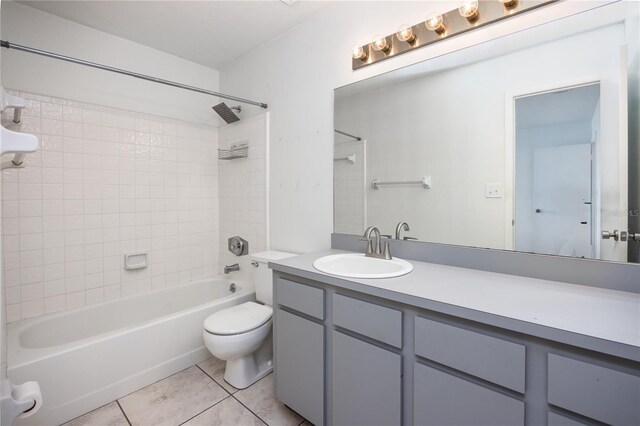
[372,176,431,190]
[334,154,356,164]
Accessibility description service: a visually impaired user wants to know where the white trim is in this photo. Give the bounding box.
[617,44,629,261]
[504,77,603,252]
[265,111,271,250]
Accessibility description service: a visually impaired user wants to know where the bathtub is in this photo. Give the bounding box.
[7,277,253,426]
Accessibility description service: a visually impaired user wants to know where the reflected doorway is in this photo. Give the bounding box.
[514,83,600,258]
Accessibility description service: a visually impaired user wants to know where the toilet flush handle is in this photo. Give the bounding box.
[251,261,259,267]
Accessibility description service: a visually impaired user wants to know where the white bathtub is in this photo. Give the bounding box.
[7,277,253,426]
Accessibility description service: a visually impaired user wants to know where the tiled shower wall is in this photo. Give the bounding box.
[218,113,268,284]
[1,90,219,322]
[333,140,365,235]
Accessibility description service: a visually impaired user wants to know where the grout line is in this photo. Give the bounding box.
[195,364,237,395]
[195,363,268,425]
[230,394,268,426]
[116,366,189,401]
[116,400,133,426]
[177,395,231,426]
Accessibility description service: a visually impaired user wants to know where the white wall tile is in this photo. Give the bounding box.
[2,90,220,322]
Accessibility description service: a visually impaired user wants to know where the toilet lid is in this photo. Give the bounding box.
[204,302,273,335]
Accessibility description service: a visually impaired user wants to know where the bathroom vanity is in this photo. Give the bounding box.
[269,251,640,426]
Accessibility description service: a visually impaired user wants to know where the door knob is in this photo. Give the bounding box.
[602,230,628,242]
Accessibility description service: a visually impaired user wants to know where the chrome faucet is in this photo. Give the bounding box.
[395,222,409,240]
[224,263,240,274]
[395,221,417,241]
[362,226,392,260]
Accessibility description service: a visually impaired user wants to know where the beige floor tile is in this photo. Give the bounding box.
[118,366,227,426]
[63,401,128,426]
[183,397,264,426]
[233,374,302,426]
[197,357,238,394]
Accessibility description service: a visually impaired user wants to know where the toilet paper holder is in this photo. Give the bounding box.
[1,379,42,425]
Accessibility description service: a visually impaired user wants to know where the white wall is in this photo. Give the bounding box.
[220,0,612,253]
[1,2,220,125]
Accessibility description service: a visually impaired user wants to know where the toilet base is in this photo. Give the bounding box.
[224,355,273,389]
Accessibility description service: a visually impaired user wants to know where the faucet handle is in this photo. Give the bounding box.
[403,236,418,241]
[380,234,392,239]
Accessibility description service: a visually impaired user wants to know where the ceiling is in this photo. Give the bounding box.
[516,84,600,129]
[16,0,330,70]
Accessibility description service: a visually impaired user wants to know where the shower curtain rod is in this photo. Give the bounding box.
[0,40,268,109]
[334,129,362,141]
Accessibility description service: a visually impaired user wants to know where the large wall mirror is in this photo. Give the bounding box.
[334,2,640,263]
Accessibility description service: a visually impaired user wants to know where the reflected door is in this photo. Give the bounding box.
[532,144,593,257]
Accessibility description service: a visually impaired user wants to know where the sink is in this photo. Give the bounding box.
[312,253,413,279]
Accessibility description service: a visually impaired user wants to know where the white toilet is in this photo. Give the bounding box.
[203,251,296,389]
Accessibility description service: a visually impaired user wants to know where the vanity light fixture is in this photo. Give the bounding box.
[425,14,446,35]
[396,24,417,44]
[459,1,480,22]
[499,0,519,8]
[371,35,391,53]
[351,45,368,61]
[351,0,555,70]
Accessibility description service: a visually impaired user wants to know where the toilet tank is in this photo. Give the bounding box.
[251,251,297,306]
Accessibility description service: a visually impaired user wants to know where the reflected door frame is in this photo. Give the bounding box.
[504,77,603,253]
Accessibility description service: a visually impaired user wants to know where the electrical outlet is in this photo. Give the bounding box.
[485,183,503,198]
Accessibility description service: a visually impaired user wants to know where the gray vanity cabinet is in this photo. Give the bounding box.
[272,272,640,426]
[332,330,402,426]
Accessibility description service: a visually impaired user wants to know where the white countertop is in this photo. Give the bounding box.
[270,250,640,359]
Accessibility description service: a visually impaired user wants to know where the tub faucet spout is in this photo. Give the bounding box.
[224,263,240,274]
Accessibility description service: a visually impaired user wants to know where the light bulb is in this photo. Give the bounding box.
[371,35,391,53]
[396,24,416,44]
[351,45,368,61]
[499,0,518,8]
[425,13,446,34]
[458,1,479,22]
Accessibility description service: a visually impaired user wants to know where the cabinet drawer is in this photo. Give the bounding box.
[332,331,401,426]
[333,293,402,348]
[414,317,525,393]
[414,363,524,426]
[275,278,324,319]
[547,353,640,425]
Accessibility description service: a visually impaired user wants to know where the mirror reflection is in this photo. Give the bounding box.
[334,3,639,263]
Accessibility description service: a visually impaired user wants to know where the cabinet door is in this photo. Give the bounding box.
[332,331,401,426]
[275,308,324,426]
[414,363,524,426]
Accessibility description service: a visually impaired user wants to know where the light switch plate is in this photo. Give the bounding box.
[485,183,503,198]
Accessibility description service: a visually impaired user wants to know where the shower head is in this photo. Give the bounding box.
[213,102,241,124]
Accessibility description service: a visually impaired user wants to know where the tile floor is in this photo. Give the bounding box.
[63,357,310,426]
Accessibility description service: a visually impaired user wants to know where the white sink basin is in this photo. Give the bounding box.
[312,253,413,279]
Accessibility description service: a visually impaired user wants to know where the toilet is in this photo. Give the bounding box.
[203,251,296,389]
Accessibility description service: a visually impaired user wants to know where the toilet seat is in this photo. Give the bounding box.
[204,302,272,336]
